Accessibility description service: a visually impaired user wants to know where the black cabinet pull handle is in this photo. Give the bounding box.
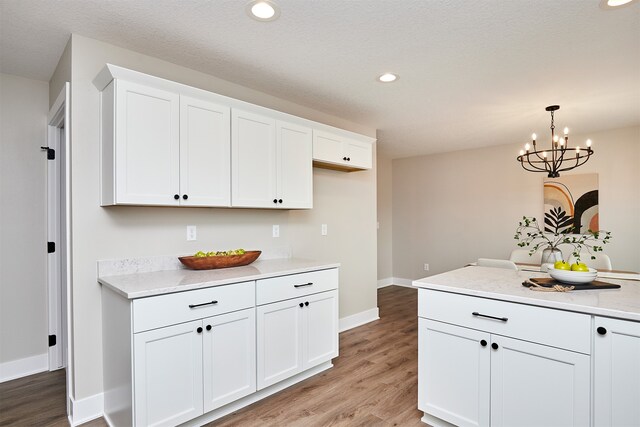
[597,326,607,335]
[189,300,218,308]
[480,340,487,347]
[491,342,499,350]
[347,157,351,161]
[174,194,180,200]
[305,301,309,306]
[206,325,212,331]
[273,199,278,204]
[343,156,347,161]
[182,194,188,200]
[197,327,203,334]
[472,312,508,322]
[299,302,304,308]
[294,282,313,288]
[278,199,283,203]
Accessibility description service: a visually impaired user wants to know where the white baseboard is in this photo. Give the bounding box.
[0,353,48,383]
[339,307,379,332]
[377,277,416,289]
[69,392,104,426]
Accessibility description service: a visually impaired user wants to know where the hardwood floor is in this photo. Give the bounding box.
[0,286,422,427]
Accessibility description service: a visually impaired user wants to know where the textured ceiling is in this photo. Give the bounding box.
[1,0,639,158]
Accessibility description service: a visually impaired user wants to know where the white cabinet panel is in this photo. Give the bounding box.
[490,336,590,427]
[231,109,277,207]
[256,298,302,389]
[134,320,203,427]
[180,95,231,206]
[418,319,490,427]
[277,121,313,209]
[203,308,256,412]
[312,129,372,171]
[114,80,180,205]
[232,109,313,209]
[303,290,338,367]
[594,317,640,427]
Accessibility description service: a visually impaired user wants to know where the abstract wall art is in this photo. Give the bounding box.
[543,173,599,234]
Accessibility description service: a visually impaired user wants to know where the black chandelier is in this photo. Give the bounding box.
[517,105,593,178]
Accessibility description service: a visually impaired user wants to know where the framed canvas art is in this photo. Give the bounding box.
[543,173,599,234]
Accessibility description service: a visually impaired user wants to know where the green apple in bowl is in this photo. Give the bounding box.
[554,261,571,271]
[571,262,589,272]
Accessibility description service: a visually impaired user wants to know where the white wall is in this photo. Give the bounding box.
[58,34,377,400]
[0,73,49,372]
[392,126,640,280]
[376,150,393,282]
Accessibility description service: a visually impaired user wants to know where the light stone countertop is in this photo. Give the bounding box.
[99,258,340,299]
[413,266,640,322]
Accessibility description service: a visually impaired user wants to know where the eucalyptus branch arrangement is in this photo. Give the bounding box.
[514,214,612,262]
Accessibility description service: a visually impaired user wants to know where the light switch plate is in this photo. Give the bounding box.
[321,224,328,236]
[272,225,280,238]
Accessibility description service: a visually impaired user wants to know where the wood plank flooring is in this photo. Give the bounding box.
[0,285,423,427]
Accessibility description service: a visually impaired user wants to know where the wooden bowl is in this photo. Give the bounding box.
[178,251,261,270]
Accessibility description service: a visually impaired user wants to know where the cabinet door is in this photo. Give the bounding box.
[180,96,231,206]
[115,80,180,205]
[134,320,203,427]
[302,290,338,368]
[276,121,313,209]
[345,138,372,169]
[418,319,490,427]
[256,298,303,389]
[594,317,640,427]
[202,308,256,412]
[312,130,344,166]
[231,109,277,208]
[490,335,590,427]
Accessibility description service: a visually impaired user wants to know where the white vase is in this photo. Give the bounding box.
[541,247,563,264]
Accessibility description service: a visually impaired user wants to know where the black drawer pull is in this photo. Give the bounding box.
[189,300,218,309]
[294,282,313,288]
[597,326,607,335]
[480,339,487,347]
[472,312,508,322]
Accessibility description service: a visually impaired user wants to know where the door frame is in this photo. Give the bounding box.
[46,82,72,413]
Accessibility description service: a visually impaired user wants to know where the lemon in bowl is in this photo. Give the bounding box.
[548,265,597,284]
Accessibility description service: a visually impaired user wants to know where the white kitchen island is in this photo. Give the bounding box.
[99,258,339,427]
[413,266,640,427]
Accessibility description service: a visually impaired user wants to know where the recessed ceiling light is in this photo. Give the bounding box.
[599,0,637,9]
[246,1,280,21]
[378,73,398,83]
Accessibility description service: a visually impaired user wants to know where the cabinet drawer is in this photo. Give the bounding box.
[133,281,255,333]
[256,268,338,305]
[418,289,591,354]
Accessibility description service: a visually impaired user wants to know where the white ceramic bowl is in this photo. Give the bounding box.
[548,266,597,284]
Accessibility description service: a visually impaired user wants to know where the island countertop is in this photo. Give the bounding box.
[99,258,340,299]
[413,266,640,322]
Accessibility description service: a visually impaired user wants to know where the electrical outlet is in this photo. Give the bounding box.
[321,224,328,236]
[272,225,280,238]
[186,225,197,241]
[424,263,429,271]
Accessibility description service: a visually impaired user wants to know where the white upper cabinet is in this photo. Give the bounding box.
[276,121,313,209]
[180,95,231,207]
[109,80,181,206]
[232,108,312,209]
[95,64,374,208]
[312,130,372,171]
[101,79,231,207]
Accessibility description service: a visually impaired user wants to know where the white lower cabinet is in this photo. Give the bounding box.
[102,266,339,427]
[133,308,255,427]
[594,316,640,427]
[257,289,338,390]
[418,289,591,427]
